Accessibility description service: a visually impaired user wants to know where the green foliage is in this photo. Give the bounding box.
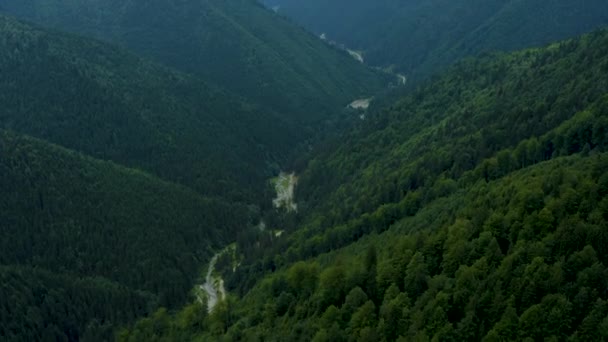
[121,29,608,341]
[2,2,608,341]
[0,14,303,202]
[287,29,608,261]
[194,153,608,341]
[286,262,319,299]
[0,130,249,339]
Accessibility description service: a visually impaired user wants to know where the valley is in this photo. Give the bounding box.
[1,1,608,341]
[267,0,608,81]
[119,27,608,341]
[199,169,299,313]
[320,31,408,87]
[0,0,388,123]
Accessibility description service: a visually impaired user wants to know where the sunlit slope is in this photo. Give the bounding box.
[118,29,608,341]
[295,30,608,235]
[191,153,608,341]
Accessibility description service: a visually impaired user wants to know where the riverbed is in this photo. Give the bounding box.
[198,246,232,312]
[272,172,298,212]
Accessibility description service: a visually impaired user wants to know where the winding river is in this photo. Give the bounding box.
[199,248,228,312]
[199,171,297,312]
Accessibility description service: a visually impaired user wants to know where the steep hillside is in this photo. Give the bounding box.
[0,129,251,339]
[0,14,299,201]
[295,30,608,234]
[119,30,608,341]
[0,0,388,121]
[264,0,608,81]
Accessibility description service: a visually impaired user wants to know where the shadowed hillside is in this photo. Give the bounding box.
[1,0,389,122]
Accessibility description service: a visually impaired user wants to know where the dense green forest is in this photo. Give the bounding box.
[121,154,608,341]
[0,14,301,201]
[0,0,388,121]
[2,1,608,341]
[263,0,608,82]
[0,129,254,339]
[0,8,385,340]
[119,30,608,341]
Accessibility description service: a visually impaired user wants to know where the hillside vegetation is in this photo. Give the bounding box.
[0,129,252,339]
[0,0,388,121]
[264,0,608,82]
[2,2,608,341]
[119,29,608,341]
[0,14,298,201]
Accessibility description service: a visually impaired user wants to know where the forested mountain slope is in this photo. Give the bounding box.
[0,0,387,122]
[295,30,608,234]
[264,0,608,82]
[0,129,251,340]
[0,14,299,201]
[120,30,608,341]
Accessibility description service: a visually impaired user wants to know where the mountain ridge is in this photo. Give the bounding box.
[0,0,389,121]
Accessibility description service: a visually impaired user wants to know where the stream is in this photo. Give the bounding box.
[272,172,298,212]
[198,247,229,312]
[198,171,297,312]
[347,49,364,63]
[319,32,407,94]
[349,98,372,110]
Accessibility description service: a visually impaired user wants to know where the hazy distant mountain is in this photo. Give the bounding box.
[1,0,388,121]
[264,0,608,81]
